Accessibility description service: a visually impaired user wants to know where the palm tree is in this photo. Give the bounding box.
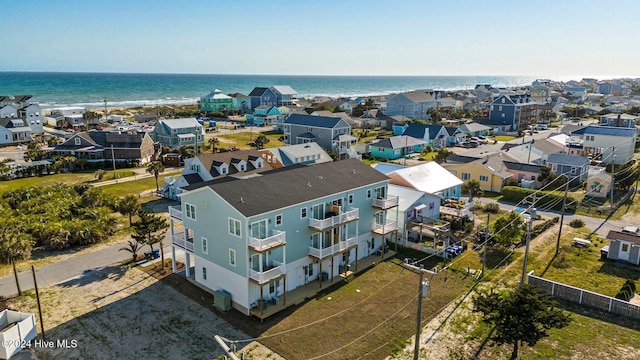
[146,161,165,191]
[118,195,140,226]
[462,179,484,202]
[76,158,88,171]
[208,137,220,153]
[119,240,143,262]
[0,226,32,296]
[94,169,106,181]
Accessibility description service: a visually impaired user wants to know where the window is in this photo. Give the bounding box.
[202,267,207,280]
[229,218,241,237]
[269,281,277,294]
[571,167,576,175]
[367,189,372,199]
[307,127,312,132]
[229,249,236,266]
[275,214,283,226]
[301,207,307,219]
[499,106,503,111]
[461,172,471,180]
[185,203,196,220]
[348,194,354,204]
[202,237,208,254]
[622,243,629,252]
[479,175,489,182]
[74,137,81,145]
[501,113,505,118]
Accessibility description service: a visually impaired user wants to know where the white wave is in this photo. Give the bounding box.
[41,97,200,109]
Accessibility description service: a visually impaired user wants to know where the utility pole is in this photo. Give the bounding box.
[555,179,570,256]
[482,212,490,277]
[610,147,615,208]
[402,260,436,360]
[520,206,536,286]
[32,266,45,341]
[111,144,117,183]
[214,335,240,360]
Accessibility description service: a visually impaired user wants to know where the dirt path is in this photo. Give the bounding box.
[6,264,279,359]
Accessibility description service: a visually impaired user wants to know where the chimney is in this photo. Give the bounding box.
[616,114,621,127]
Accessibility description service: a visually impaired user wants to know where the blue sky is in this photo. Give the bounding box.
[1,0,638,77]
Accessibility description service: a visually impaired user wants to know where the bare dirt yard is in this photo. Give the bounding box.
[4,263,280,360]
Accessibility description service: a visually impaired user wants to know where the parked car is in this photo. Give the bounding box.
[462,141,478,148]
[536,124,548,130]
[477,136,489,144]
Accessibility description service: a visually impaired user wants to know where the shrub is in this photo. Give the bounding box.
[623,279,636,293]
[501,186,578,212]
[615,280,637,301]
[569,219,585,228]
[484,203,500,214]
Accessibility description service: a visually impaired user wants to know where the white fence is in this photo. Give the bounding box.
[527,271,640,320]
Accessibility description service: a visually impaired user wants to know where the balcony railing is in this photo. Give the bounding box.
[249,261,285,284]
[169,206,182,221]
[171,232,194,252]
[372,220,398,235]
[308,236,358,259]
[248,230,286,252]
[309,208,359,231]
[372,195,399,210]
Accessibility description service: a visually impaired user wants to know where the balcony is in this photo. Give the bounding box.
[171,232,194,252]
[309,236,358,259]
[169,206,182,221]
[372,195,399,210]
[309,208,359,231]
[372,220,398,235]
[249,261,285,284]
[248,230,286,252]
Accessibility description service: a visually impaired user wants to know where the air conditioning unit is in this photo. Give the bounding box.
[214,290,232,311]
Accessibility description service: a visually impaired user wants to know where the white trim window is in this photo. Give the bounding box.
[202,266,207,280]
[461,172,471,180]
[229,249,236,267]
[201,237,208,254]
[185,203,196,220]
[479,175,489,182]
[366,189,372,199]
[348,194,354,204]
[300,207,307,219]
[275,214,283,226]
[228,218,241,237]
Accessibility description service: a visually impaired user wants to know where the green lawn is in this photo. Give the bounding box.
[0,168,136,196]
[494,135,517,142]
[419,151,438,161]
[216,129,284,151]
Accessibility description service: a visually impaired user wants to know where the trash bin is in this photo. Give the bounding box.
[144,252,153,261]
[152,249,160,259]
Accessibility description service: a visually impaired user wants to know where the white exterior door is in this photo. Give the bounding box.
[619,242,630,261]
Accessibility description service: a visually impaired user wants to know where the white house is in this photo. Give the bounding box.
[386,184,441,245]
[579,126,636,165]
[385,161,463,200]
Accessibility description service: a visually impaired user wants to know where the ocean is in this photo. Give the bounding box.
[0,72,539,109]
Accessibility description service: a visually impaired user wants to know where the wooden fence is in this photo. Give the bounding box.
[527,271,640,320]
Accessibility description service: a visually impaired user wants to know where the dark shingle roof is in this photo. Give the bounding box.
[547,153,589,166]
[503,161,542,173]
[249,87,269,97]
[198,159,389,217]
[195,150,273,178]
[284,113,343,128]
[183,173,204,185]
[606,230,640,245]
[583,126,636,137]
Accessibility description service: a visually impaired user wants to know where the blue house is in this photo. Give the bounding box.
[249,105,281,126]
[393,123,448,148]
[248,87,278,110]
[169,159,399,318]
[283,114,357,158]
[445,127,465,146]
[488,94,537,131]
[270,86,298,106]
[546,153,589,185]
[370,135,426,160]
